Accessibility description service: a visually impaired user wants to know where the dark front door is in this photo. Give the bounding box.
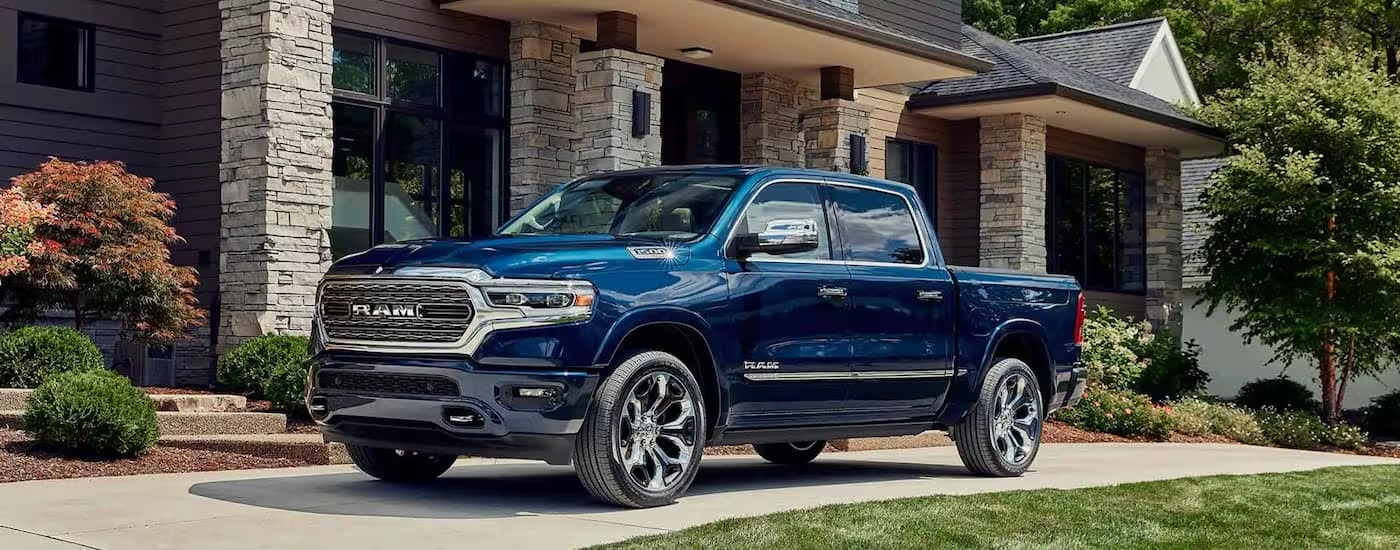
[661,60,739,165]
[725,180,852,428]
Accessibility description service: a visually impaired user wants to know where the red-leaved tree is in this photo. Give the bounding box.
[2,158,205,341]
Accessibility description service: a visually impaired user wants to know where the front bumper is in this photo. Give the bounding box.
[307,353,600,465]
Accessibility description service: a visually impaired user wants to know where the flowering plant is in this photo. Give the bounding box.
[0,187,55,277]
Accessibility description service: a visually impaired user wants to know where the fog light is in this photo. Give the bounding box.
[447,414,478,424]
[516,387,557,398]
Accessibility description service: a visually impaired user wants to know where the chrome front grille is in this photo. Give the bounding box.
[319,279,473,343]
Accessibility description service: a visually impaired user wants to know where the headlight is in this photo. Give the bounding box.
[393,267,596,323]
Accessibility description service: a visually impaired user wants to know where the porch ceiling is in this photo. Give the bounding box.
[911,91,1226,159]
[438,0,988,87]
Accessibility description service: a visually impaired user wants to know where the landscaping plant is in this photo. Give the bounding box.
[1054,386,1173,440]
[1133,333,1210,402]
[21,369,159,457]
[1080,306,1154,391]
[1234,377,1319,413]
[0,186,53,277]
[0,326,104,388]
[217,334,310,410]
[1361,390,1400,438]
[1169,397,1268,445]
[1253,407,1367,451]
[2,159,204,341]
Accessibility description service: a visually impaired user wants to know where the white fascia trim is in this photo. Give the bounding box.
[1128,21,1202,106]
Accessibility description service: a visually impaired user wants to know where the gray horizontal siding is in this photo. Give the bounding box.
[861,0,961,50]
[336,0,509,58]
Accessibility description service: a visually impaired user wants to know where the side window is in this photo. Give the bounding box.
[737,182,832,261]
[830,186,925,265]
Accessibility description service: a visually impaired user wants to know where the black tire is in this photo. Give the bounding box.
[753,441,825,465]
[573,350,706,508]
[346,444,455,482]
[951,357,1045,477]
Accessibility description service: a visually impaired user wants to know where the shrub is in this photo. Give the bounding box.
[1055,386,1173,440]
[1235,377,1320,412]
[1081,306,1154,391]
[1253,408,1367,451]
[1169,398,1268,445]
[20,369,159,457]
[262,361,309,414]
[217,334,309,401]
[1362,390,1400,438]
[0,326,105,388]
[1133,335,1211,403]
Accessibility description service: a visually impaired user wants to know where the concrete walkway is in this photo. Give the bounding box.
[0,444,1394,550]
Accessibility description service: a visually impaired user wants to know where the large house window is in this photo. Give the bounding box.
[330,30,505,259]
[17,13,94,91]
[1047,156,1146,292]
[885,139,936,225]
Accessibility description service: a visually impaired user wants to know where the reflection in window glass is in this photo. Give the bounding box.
[447,126,501,238]
[830,186,924,265]
[18,15,92,91]
[384,113,441,243]
[1118,173,1146,292]
[332,33,375,94]
[1046,155,1147,292]
[740,183,831,261]
[331,104,375,259]
[387,43,440,105]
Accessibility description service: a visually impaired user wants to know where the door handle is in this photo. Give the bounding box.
[817,286,848,298]
[917,289,944,302]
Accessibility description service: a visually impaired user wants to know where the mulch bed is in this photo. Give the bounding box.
[0,429,310,483]
[140,386,218,395]
[1043,421,1239,445]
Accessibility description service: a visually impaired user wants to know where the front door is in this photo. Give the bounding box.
[828,183,956,421]
[725,180,852,428]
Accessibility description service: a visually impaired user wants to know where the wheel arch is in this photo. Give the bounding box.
[594,308,726,439]
[981,320,1055,408]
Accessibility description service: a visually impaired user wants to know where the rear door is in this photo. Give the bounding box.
[724,179,853,428]
[829,182,956,421]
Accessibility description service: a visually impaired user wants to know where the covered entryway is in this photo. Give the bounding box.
[661,59,741,165]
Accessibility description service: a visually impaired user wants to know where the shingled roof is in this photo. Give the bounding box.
[1182,157,1229,284]
[1013,18,1165,86]
[907,24,1219,139]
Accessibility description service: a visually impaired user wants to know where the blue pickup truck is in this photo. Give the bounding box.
[307,165,1086,508]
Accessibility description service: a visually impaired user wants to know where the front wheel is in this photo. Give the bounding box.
[346,445,455,482]
[573,350,706,508]
[951,358,1044,477]
[753,441,825,465]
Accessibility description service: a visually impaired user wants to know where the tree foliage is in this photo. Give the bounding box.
[1191,46,1400,420]
[2,159,206,341]
[0,186,53,277]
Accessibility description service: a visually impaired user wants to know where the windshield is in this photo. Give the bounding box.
[497,173,742,240]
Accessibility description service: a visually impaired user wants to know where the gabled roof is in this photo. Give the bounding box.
[1014,18,1164,86]
[909,25,1217,139]
[1182,157,1229,284]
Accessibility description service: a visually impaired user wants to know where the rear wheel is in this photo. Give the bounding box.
[346,445,455,482]
[951,358,1044,477]
[753,441,825,465]
[573,350,706,508]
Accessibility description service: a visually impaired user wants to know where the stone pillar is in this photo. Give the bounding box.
[740,73,817,167]
[977,114,1047,272]
[802,99,870,173]
[509,22,578,211]
[575,49,663,174]
[217,0,334,353]
[1146,147,1184,335]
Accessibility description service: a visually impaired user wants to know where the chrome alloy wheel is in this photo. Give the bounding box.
[616,372,699,492]
[989,372,1041,465]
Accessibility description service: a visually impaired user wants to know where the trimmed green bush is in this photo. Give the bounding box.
[1362,390,1400,438]
[1133,335,1210,403]
[1080,307,1154,391]
[1235,377,1319,412]
[217,333,310,397]
[1056,386,1173,440]
[0,326,105,388]
[21,369,159,457]
[1169,398,1268,445]
[262,360,308,413]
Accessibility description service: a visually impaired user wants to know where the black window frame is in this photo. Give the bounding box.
[1045,154,1147,294]
[330,29,509,250]
[16,12,96,92]
[884,138,937,226]
[827,183,929,267]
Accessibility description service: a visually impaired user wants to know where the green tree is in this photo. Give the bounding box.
[962,0,1070,38]
[1191,46,1400,422]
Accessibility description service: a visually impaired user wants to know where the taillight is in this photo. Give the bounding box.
[1073,291,1086,344]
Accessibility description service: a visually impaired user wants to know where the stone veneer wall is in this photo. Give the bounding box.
[740,73,817,167]
[977,114,1047,272]
[802,98,871,173]
[1145,146,1184,335]
[217,0,334,353]
[575,49,664,174]
[509,22,579,210]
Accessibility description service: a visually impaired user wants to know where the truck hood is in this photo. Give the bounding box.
[326,234,692,279]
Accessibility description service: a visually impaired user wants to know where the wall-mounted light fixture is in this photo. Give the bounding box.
[632,90,651,138]
[849,134,868,175]
[680,47,713,60]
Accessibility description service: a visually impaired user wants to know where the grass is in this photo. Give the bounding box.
[594,465,1400,550]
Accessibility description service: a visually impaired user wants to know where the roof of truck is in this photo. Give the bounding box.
[593,165,916,193]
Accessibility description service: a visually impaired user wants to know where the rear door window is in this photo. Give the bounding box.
[829,185,925,265]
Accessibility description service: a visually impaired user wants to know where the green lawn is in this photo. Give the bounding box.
[594,465,1400,550]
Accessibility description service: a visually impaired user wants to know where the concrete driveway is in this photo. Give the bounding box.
[1,443,1395,550]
